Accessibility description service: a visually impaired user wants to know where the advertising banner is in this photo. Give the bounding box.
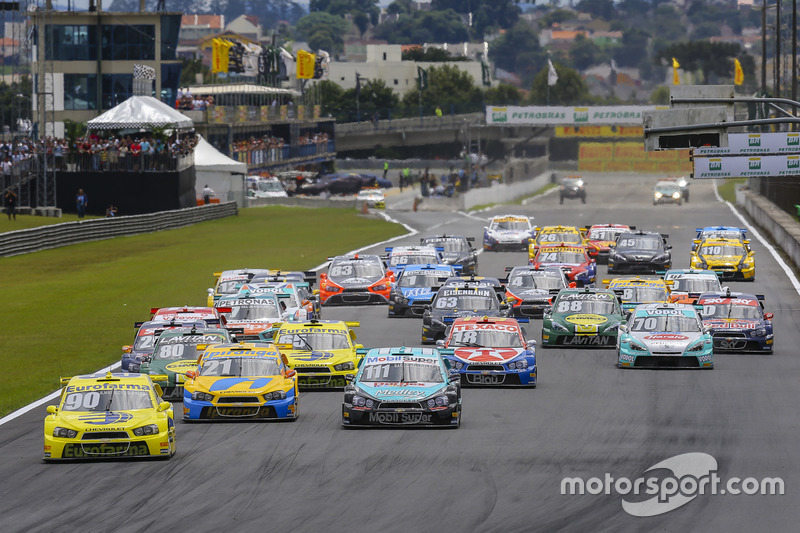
[693,154,800,178]
[555,126,644,137]
[487,106,665,125]
[694,132,800,156]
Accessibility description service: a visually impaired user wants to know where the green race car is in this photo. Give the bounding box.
[140,327,231,400]
[541,287,625,347]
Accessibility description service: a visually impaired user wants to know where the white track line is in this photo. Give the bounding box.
[713,179,800,296]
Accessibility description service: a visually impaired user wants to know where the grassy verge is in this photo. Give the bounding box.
[515,183,558,204]
[0,207,404,417]
[717,178,747,203]
[1,213,102,233]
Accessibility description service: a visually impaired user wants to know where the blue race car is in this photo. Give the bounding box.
[692,226,749,251]
[438,316,537,386]
[617,303,714,369]
[388,264,456,318]
[342,347,462,428]
[696,289,774,353]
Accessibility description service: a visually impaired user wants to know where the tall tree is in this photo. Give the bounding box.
[527,62,590,105]
[374,9,470,44]
[400,64,483,116]
[489,21,544,87]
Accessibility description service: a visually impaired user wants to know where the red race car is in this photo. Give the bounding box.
[530,244,597,287]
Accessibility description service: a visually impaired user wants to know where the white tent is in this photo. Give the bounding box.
[194,136,248,207]
[87,95,194,130]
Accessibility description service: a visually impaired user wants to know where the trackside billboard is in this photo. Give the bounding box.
[694,133,800,156]
[693,154,800,178]
[486,106,666,126]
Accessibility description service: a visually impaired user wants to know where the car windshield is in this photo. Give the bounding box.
[631,315,701,332]
[216,279,247,296]
[399,272,444,288]
[389,254,438,266]
[538,232,581,244]
[617,287,669,302]
[701,230,742,240]
[133,333,157,351]
[536,251,585,264]
[617,236,662,251]
[562,178,582,187]
[328,260,384,279]
[700,303,762,320]
[62,389,153,411]
[656,185,680,194]
[153,333,227,360]
[259,180,283,192]
[423,238,467,252]
[449,328,523,348]
[276,332,350,350]
[670,277,721,292]
[360,361,443,382]
[589,229,623,241]
[699,245,743,256]
[225,300,281,320]
[491,220,528,231]
[434,294,497,311]
[510,272,563,289]
[555,296,616,315]
[199,357,280,376]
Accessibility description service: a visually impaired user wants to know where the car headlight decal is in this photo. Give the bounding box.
[53,427,78,438]
[132,424,159,436]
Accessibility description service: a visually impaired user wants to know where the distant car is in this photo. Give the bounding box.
[139,327,231,400]
[236,283,316,322]
[541,287,625,347]
[530,243,597,287]
[603,276,671,314]
[617,303,713,369]
[206,269,273,306]
[440,275,506,300]
[44,372,176,461]
[150,306,225,326]
[319,254,394,305]
[420,235,478,275]
[584,224,635,264]
[653,179,683,205]
[607,231,671,274]
[438,316,537,387]
[528,224,590,261]
[384,245,443,276]
[663,269,723,304]
[692,226,748,251]
[214,290,291,341]
[696,290,774,353]
[122,319,208,372]
[274,319,365,389]
[182,343,299,421]
[356,188,385,208]
[690,237,755,281]
[244,280,320,319]
[422,285,510,344]
[342,347,462,428]
[559,175,586,204]
[388,264,455,318]
[503,266,569,318]
[483,214,535,252]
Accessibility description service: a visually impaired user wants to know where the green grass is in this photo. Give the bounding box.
[717,178,747,204]
[0,207,404,417]
[1,213,102,233]
[514,183,558,204]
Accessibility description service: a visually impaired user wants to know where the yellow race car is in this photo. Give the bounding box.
[602,276,671,313]
[44,372,176,461]
[690,237,755,281]
[274,319,365,389]
[528,225,593,262]
[182,342,298,421]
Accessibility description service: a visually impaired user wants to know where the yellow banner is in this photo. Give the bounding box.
[579,143,614,161]
[297,50,315,79]
[555,126,643,138]
[613,143,646,161]
[260,105,270,122]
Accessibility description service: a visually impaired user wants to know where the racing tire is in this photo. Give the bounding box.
[581,195,586,204]
[559,196,564,205]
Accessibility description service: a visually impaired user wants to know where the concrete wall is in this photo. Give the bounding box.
[244,196,359,209]
[740,188,800,272]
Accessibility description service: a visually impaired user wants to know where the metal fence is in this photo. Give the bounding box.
[0,202,237,257]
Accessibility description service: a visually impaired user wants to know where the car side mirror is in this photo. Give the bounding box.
[344,373,355,382]
[46,405,57,414]
[526,340,537,349]
[764,312,773,320]
[207,288,214,295]
[500,303,509,310]
[184,370,197,380]
[449,374,461,382]
[122,345,132,353]
[158,401,171,412]
[618,324,628,333]
[436,339,446,349]
[319,272,327,280]
[424,304,431,311]
[285,369,296,378]
[665,245,672,250]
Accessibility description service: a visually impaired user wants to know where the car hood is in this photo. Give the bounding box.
[451,347,527,364]
[357,382,447,401]
[284,349,356,366]
[629,331,704,351]
[488,230,529,239]
[508,288,552,299]
[400,287,436,300]
[146,358,197,376]
[589,240,616,248]
[702,318,760,330]
[617,250,662,259]
[431,308,501,320]
[440,251,469,262]
[224,320,278,334]
[55,409,157,428]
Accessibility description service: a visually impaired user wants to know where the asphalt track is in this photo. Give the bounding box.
[1,174,797,532]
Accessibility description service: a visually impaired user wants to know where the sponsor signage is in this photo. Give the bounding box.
[694,133,800,156]
[487,106,664,126]
[555,126,644,138]
[693,155,800,178]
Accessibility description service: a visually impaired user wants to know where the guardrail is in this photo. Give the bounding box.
[0,202,237,257]
[335,112,485,135]
[739,188,800,273]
